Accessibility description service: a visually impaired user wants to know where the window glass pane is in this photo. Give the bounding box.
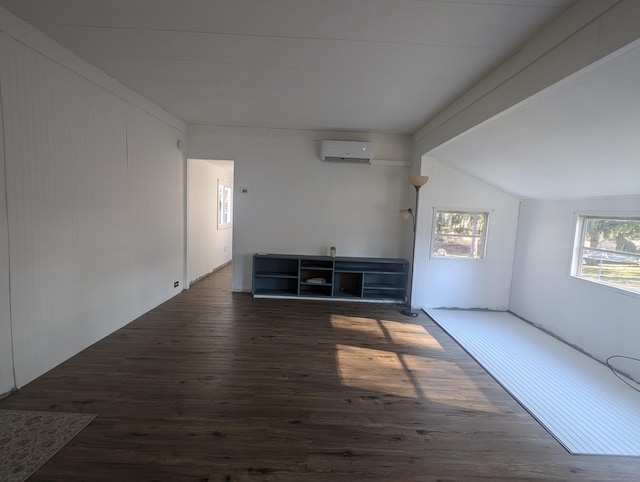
[217,180,232,229]
[223,186,232,224]
[433,235,485,258]
[432,211,488,259]
[574,216,640,294]
[435,212,485,236]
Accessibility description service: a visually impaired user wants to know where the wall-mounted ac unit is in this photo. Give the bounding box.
[320,140,374,164]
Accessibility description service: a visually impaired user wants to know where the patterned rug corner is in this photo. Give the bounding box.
[0,409,96,482]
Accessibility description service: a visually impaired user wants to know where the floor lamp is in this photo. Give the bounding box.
[399,175,429,317]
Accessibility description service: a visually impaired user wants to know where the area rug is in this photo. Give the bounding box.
[426,309,640,456]
[0,409,96,482]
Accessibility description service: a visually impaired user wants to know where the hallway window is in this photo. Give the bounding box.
[572,216,640,294]
[432,211,488,259]
[218,180,232,229]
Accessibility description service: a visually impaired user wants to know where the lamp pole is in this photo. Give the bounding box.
[401,176,428,317]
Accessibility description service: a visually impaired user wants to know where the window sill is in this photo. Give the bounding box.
[570,275,640,300]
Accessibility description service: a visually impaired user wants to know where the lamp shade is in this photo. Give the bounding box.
[408,175,429,187]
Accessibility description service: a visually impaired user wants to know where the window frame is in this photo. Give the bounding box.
[430,209,490,260]
[217,179,233,230]
[571,213,640,297]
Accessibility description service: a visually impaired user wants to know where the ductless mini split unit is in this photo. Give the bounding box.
[320,140,374,164]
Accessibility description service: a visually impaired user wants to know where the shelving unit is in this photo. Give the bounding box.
[299,258,334,297]
[251,255,299,296]
[335,259,409,301]
[252,254,408,302]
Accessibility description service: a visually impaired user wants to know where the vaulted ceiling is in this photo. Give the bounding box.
[0,0,575,134]
[427,38,640,199]
[3,0,638,200]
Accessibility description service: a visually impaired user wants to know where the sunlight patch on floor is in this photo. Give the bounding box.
[330,314,497,411]
[336,344,418,398]
[379,319,444,350]
[401,354,499,412]
[330,315,444,351]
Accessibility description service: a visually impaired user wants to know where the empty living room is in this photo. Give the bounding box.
[1,1,640,481]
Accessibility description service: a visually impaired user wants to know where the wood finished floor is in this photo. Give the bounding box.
[2,264,639,481]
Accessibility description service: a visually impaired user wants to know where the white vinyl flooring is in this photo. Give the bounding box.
[426,309,640,456]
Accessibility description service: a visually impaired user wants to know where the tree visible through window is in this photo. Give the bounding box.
[432,211,488,259]
[573,216,640,294]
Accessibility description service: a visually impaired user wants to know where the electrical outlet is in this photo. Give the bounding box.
[174,281,179,288]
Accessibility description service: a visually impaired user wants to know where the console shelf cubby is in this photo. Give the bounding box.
[252,254,408,302]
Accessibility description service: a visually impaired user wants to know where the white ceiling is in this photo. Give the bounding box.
[427,40,640,199]
[5,0,635,201]
[0,0,575,134]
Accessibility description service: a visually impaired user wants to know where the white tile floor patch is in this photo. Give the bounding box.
[426,309,640,456]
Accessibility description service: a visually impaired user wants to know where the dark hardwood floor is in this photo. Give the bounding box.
[2,264,639,481]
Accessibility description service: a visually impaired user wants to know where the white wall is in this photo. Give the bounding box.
[0,91,14,395]
[510,195,640,380]
[0,8,186,389]
[411,157,520,310]
[407,0,640,376]
[187,159,233,284]
[187,125,413,292]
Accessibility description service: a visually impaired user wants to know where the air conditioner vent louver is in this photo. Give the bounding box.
[320,140,373,164]
[322,156,371,164]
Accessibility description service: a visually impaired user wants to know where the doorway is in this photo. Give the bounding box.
[186,158,234,286]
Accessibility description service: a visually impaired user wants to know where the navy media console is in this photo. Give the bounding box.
[252,253,409,302]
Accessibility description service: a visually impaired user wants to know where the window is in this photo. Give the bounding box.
[572,216,640,294]
[432,211,488,259]
[217,180,232,229]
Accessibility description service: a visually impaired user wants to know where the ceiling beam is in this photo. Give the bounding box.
[413,0,638,155]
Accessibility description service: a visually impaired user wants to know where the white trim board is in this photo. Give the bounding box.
[426,309,640,456]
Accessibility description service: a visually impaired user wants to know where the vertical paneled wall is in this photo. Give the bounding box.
[125,106,184,307]
[0,79,14,394]
[0,31,185,388]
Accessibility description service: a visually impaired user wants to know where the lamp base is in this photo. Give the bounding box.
[400,307,419,318]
